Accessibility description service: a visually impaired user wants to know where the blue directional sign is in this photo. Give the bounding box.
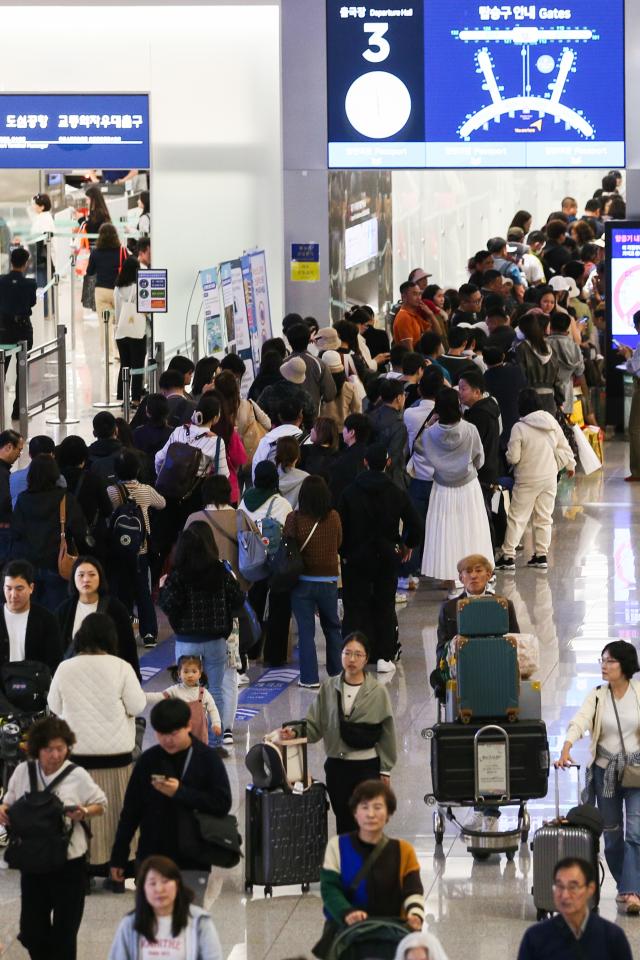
[0,94,150,169]
[327,2,624,169]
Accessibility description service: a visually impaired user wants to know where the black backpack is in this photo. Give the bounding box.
[5,761,76,873]
[1,660,52,713]
[109,482,146,561]
[155,428,220,501]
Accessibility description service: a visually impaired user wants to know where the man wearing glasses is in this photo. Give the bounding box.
[517,857,632,959]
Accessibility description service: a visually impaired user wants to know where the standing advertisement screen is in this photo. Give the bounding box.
[327,1,624,169]
[607,223,640,351]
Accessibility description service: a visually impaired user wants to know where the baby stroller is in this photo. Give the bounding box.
[327,920,410,960]
[0,660,51,794]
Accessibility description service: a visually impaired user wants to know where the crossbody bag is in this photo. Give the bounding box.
[609,687,640,788]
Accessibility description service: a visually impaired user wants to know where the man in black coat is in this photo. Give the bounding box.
[0,247,37,421]
[0,429,23,562]
[328,413,371,506]
[459,366,502,545]
[0,559,63,673]
[110,699,231,898]
[339,443,422,672]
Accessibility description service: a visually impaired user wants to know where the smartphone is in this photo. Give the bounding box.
[151,774,168,783]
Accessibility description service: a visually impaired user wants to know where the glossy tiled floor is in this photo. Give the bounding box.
[1,291,640,957]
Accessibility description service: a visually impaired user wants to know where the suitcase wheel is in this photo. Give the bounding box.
[421,728,434,740]
[244,882,253,894]
[505,850,515,862]
[471,850,491,862]
[424,794,436,806]
[301,882,310,893]
[264,885,273,898]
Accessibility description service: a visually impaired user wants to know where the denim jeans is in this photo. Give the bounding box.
[290,579,342,685]
[174,636,226,746]
[221,666,238,732]
[399,478,432,577]
[593,764,640,894]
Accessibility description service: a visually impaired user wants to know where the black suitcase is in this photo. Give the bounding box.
[244,781,328,896]
[427,720,550,804]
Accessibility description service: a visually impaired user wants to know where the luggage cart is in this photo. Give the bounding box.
[423,722,531,861]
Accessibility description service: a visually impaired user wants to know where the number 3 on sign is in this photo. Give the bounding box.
[363,23,389,62]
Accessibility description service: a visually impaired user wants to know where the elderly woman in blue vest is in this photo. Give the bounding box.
[557,640,640,915]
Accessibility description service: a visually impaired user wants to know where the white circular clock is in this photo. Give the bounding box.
[344,70,412,139]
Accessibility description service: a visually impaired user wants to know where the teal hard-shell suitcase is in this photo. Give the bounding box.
[456,596,510,636]
[455,635,519,723]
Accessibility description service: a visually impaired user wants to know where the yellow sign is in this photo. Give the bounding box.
[290,260,320,283]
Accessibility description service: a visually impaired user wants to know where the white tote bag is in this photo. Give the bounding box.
[343,352,367,402]
[572,424,602,475]
[115,287,146,340]
[507,633,540,679]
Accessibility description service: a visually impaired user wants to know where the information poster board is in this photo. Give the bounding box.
[199,267,224,355]
[249,250,273,352]
[326,1,624,169]
[137,269,168,313]
[0,93,150,170]
[219,261,235,349]
[607,222,640,351]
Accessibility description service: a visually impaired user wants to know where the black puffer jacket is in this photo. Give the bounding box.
[338,470,421,571]
[11,488,88,571]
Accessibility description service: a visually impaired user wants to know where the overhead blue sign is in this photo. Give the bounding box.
[0,94,150,169]
[327,1,624,169]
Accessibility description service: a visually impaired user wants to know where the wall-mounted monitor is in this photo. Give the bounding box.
[0,94,150,169]
[327,1,624,169]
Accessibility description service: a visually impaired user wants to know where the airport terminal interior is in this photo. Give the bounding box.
[0,0,639,958]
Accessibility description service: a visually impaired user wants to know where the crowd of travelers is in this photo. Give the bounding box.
[0,172,636,960]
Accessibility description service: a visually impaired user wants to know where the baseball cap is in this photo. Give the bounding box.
[409,268,432,283]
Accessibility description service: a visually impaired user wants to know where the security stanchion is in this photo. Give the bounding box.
[191,324,200,364]
[45,233,53,321]
[93,309,121,409]
[46,325,80,426]
[122,367,132,422]
[69,255,77,357]
[155,341,165,377]
[17,341,29,439]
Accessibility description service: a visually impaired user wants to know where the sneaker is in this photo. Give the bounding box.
[408,575,420,590]
[214,746,230,759]
[298,680,320,689]
[395,592,408,605]
[625,894,640,914]
[494,555,515,572]
[397,577,411,591]
[222,729,233,746]
[142,635,157,648]
[376,659,396,674]
[483,815,500,833]
[527,555,548,569]
[392,644,402,663]
[237,672,250,686]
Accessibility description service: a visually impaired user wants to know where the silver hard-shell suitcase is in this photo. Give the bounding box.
[531,765,600,920]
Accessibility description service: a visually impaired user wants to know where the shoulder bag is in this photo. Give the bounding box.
[175,747,242,868]
[610,687,640,788]
[57,497,78,581]
[115,285,145,340]
[269,516,319,594]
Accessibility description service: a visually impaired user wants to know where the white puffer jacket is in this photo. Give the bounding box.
[506,410,576,482]
[47,654,147,756]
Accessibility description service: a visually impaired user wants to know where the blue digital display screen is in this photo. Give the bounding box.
[327,2,624,169]
[0,94,150,169]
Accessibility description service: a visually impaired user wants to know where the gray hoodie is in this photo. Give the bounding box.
[108,906,222,960]
[548,332,585,412]
[422,419,484,487]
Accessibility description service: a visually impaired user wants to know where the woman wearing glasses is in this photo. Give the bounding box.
[556,640,640,915]
[281,631,397,833]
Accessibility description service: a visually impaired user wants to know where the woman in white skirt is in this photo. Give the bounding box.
[421,387,493,592]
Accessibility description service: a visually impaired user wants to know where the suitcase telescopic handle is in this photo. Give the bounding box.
[554,762,581,818]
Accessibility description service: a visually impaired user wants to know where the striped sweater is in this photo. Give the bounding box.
[321,833,424,924]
